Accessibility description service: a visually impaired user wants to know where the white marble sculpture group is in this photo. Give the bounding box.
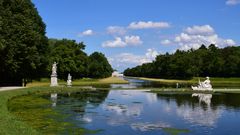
[50,62,73,87]
[191,77,213,91]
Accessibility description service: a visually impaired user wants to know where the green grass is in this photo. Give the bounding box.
[0,86,102,135]
[27,77,128,87]
[130,76,240,88]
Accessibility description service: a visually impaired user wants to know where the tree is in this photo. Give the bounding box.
[88,52,113,78]
[124,44,240,79]
[48,39,88,79]
[0,0,48,86]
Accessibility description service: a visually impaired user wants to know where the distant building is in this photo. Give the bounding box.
[112,71,124,77]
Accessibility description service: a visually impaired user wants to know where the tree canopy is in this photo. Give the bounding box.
[0,0,113,86]
[48,39,113,80]
[88,52,113,78]
[0,0,48,86]
[124,45,240,79]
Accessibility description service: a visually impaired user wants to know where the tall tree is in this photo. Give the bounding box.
[124,45,240,79]
[0,0,48,86]
[48,39,88,79]
[88,52,113,78]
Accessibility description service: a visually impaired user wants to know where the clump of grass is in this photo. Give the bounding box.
[8,94,87,134]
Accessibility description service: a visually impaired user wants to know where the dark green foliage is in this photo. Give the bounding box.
[48,39,88,79]
[0,0,48,86]
[124,45,240,79]
[88,52,113,78]
[48,39,113,79]
[0,0,113,86]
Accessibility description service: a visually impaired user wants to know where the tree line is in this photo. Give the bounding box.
[124,44,240,79]
[0,0,112,86]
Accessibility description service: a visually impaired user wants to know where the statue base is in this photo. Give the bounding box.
[67,80,72,87]
[50,75,58,87]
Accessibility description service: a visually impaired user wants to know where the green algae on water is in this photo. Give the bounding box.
[7,93,99,135]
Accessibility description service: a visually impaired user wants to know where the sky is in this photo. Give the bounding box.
[32,0,240,72]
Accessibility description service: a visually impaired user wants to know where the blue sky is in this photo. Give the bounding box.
[32,0,240,72]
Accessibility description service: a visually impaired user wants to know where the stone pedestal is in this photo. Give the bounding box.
[50,62,58,87]
[50,75,58,87]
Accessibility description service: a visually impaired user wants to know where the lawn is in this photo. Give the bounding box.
[0,86,105,135]
[130,77,240,88]
[27,77,128,87]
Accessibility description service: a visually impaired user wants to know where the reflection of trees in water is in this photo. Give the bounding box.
[156,93,240,127]
[156,93,240,109]
[53,90,109,113]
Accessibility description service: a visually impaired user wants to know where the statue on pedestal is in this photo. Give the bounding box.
[67,73,72,87]
[191,77,213,91]
[50,62,58,87]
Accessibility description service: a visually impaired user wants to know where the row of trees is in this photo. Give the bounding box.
[48,39,113,79]
[124,44,240,79]
[0,0,113,86]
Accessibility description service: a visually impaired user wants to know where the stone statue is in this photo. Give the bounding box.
[67,73,72,87]
[50,62,58,86]
[52,62,57,75]
[191,77,213,91]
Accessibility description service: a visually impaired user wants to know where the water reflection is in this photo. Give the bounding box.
[46,90,240,135]
[176,103,222,127]
[192,93,212,105]
[50,93,57,107]
[131,122,171,131]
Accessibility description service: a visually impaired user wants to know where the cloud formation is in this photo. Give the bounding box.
[107,26,127,35]
[185,25,214,36]
[102,35,142,48]
[163,25,236,50]
[161,39,172,45]
[79,29,94,36]
[226,0,240,5]
[128,21,170,29]
[108,48,159,71]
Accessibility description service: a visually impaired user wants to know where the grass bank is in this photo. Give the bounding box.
[27,77,128,87]
[0,86,104,135]
[128,76,240,88]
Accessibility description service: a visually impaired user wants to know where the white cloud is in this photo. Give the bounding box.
[80,29,94,36]
[125,36,143,45]
[226,0,240,5]
[161,39,172,45]
[102,37,126,48]
[108,48,159,71]
[185,25,214,36]
[128,21,170,29]
[107,26,126,35]
[102,35,143,48]
[145,48,159,60]
[163,25,237,50]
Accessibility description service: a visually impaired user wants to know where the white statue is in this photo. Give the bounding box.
[52,62,57,75]
[67,73,72,87]
[191,77,213,91]
[50,62,58,86]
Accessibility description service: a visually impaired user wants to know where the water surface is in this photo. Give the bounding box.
[49,90,240,135]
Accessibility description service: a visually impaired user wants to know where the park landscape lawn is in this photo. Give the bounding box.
[134,77,240,88]
[27,77,128,87]
[1,76,240,134]
[0,86,105,135]
[0,77,127,134]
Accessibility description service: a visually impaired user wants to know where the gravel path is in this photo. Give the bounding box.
[0,87,25,92]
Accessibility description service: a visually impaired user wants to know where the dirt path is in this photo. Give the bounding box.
[0,87,25,92]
